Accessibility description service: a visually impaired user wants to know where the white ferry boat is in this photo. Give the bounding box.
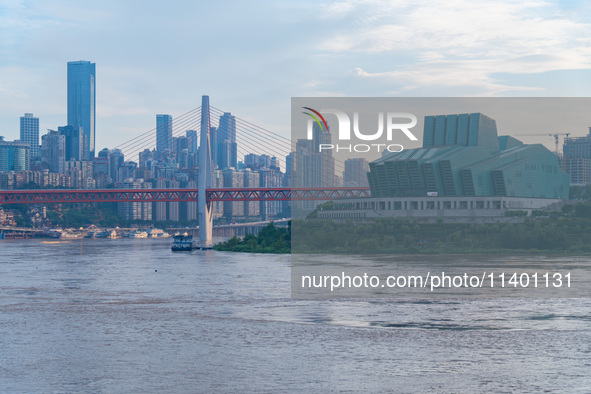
[48,229,83,239]
[132,231,148,239]
[148,228,171,238]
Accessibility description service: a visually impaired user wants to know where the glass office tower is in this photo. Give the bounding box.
[67,60,95,159]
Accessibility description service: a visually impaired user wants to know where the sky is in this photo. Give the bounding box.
[1,0,591,158]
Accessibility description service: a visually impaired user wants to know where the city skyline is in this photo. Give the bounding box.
[1,1,591,153]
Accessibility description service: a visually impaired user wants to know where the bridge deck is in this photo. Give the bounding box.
[0,188,370,204]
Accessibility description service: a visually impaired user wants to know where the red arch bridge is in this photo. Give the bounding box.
[0,187,370,205]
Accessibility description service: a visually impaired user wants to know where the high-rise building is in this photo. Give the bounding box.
[563,128,591,185]
[218,112,237,169]
[156,114,173,159]
[186,130,198,155]
[117,161,137,182]
[288,123,336,215]
[185,180,198,221]
[343,158,369,187]
[67,60,95,159]
[153,179,167,221]
[20,113,39,159]
[41,130,66,174]
[109,149,124,181]
[58,125,86,161]
[168,179,180,221]
[223,168,245,219]
[65,160,95,189]
[92,155,110,186]
[292,123,335,188]
[243,169,260,219]
[117,180,152,220]
[138,149,153,168]
[0,137,30,172]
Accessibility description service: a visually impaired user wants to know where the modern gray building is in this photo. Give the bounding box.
[368,113,569,199]
[318,113,570,222]
[41,130,66,174]
[67,60,95,159]
[20,113,39,159]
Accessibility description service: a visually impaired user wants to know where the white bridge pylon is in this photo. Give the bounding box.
[198,95,213,248]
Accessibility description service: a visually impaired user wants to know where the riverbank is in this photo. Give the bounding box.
[213,222,290,253]
[212,217,591,255]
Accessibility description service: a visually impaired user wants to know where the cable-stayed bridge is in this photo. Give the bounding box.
[0,96,371,247]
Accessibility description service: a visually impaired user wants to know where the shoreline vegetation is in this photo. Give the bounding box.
[216,190,591,254]
[213,222,291,253]
[214,213,591,254]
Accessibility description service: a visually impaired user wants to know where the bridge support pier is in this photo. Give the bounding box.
[198,95,213,248]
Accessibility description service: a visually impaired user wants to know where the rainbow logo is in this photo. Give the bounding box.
[302,107,328,131]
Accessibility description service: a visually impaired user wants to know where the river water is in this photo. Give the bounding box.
[1,237,590,392]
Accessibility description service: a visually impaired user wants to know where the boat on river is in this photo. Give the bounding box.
[148,228,171,238]
[171,233,197,251]
[48,229,84,239]
[132,231,148,239]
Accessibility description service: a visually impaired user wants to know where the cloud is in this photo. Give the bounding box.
[316,0,591,94]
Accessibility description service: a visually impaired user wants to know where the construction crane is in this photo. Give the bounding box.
[512,133,571,156]
[550,133,571,156]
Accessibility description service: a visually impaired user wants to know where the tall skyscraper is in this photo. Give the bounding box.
[218,112,237,168]
[67,60,96,159]
[20,113,39,159]
[156,114,173,159]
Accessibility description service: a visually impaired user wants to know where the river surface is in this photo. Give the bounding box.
[1,237,590,393]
